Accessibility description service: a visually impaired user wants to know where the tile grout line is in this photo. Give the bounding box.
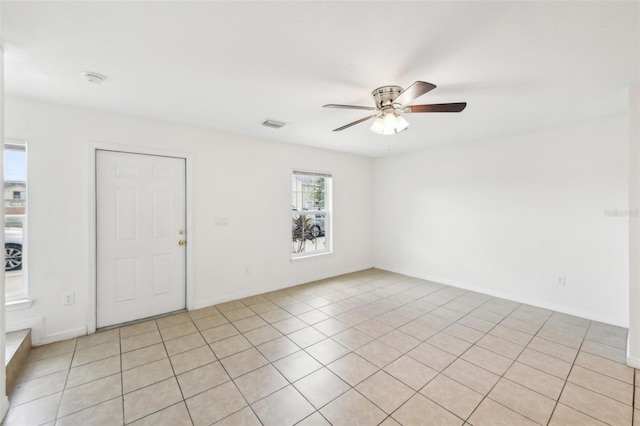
[460,300,559,425]
[161,315,206,425]
[554,320,635,424]
[351,290,496,424]
[343,288,514,425]
[7,271,633,426]
[52,335,78,423]
[158,318,197,426]
[300,275,421,424]
[52,331,124,422]
[258,301,365,425]
[116,320,172,424]
[252,275,415,424]
[206,306,268,426]
[633,368,637,425]
[545,320,589,425]
[335,282,507,423]
[8,281,335,424]
[402,287,513,423]
[250,287,388,424]
[150,306,378,425]
[436,295,526,412]
[165,293,369,423]
[118,327,125,425]
[215,332,266,425]
[98,321,179,425]
[540,319,631,425]
[237,276,388,422]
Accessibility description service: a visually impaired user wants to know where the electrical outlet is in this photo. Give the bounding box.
[244,266,250,275]
[63,291,75,305]
[215,217,228,226]
[557,276,567,286]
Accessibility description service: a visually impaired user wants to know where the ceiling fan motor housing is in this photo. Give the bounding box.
[372,85,404,109]
[323,81,465,132]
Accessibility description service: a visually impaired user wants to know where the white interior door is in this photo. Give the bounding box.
[96,150,186,328]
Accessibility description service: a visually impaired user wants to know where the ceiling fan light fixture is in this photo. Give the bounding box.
[370,116,384,134]
[370,110,408,135]
[324,81,465,133]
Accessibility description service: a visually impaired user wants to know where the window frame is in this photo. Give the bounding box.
[291,169,332,260]
[5,139,29,303]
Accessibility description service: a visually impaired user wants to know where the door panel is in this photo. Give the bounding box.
[97,150,186,328]
[115,258,137,302]
[116,188,137,240]
[152,254,171,295]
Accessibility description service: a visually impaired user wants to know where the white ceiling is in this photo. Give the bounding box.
[2,1,638,157]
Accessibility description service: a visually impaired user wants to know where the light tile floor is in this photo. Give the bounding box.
[3,269,639,425]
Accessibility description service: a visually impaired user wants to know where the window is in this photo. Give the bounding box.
[292,170,331,258]
[5,140,27,301]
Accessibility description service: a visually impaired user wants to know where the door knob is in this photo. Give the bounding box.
[178,240,186,246]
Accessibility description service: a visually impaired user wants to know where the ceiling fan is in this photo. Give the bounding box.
[323,81,466,135]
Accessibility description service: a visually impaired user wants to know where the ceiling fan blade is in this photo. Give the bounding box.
[332,115,377,131]
[323,104,377,111]
[405,102,467,113]
[393,81,437,106]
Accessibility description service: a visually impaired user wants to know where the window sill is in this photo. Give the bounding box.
[6,298,34,311]
[291,251,332,262]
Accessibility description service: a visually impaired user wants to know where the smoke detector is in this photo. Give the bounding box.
[82,72,105,85]
[262,119,286,129]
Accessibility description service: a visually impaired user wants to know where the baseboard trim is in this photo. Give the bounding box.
[374,264,628,328]
[36,327,88,346]
[19,264,374,346]
[194,284,291,310]
[626,355,640,368]
[626,338,640,368]
[193,263,373,310]
[6,316,44,345]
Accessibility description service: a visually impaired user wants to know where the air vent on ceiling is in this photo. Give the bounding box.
[262,119,287,129]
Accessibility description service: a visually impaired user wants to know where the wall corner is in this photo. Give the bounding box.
[628,84,640,368]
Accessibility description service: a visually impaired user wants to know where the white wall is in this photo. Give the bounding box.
[373,115,629,327]
[4,94,630,344]
[4,97,374,344]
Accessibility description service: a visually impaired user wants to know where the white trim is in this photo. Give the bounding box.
[292,170,332,178]
[5,298,33,311]
[626,354,640,368]
[1,41,7,419]
[35,327,87,347]
[291,251,333,262]
[6,316,44,345]
[291,171,332,259]
[87,141,194,334]
[6,315,86,346]
[375,264,629,328]
[4,138,29,301]
[627,335,640,367]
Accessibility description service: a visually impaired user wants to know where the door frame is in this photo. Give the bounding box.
[88,142,194,334]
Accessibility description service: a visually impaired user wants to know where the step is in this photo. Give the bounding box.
[5,329,31,392]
